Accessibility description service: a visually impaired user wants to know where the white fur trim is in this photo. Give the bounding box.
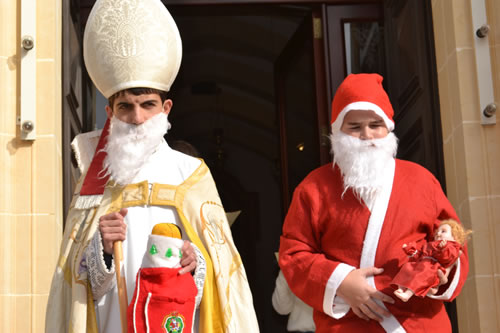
[428,259,461,300]
[359,158,406,332]
[359,158,395,269]
[379,311,407,333]
[331,101,395,133]
[323,263,355,318]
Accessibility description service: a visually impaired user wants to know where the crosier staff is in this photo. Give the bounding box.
[114,240,128,333]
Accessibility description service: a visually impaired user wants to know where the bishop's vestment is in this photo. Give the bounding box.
[46,131,259,333]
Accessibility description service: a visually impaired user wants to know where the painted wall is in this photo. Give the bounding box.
[432,0,500,331]
[0,0,62,331]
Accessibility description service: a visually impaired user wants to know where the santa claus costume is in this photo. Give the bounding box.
[279,74,469,333]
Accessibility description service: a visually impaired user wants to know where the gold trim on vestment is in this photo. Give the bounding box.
[122,180,149,207]
[151,183,177,206]
[103,161,225,333]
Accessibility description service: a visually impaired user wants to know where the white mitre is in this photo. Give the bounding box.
[83,0,182,98]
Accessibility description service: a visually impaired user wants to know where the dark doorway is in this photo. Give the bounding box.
[62,0,95,220]
[165,5,322,332]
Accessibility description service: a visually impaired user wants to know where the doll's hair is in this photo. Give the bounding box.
[439,219,472,245]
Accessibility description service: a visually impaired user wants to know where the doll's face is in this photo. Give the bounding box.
[435,224,454,241]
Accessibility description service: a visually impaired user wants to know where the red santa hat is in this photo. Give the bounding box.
[330,73,395,132]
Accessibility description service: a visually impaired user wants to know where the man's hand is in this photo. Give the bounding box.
[178,240,197,275]
[99,208,128,255]
[337,267,395,322]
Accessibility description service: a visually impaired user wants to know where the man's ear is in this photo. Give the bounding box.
[105,105,113,119]
[163,99,173,115]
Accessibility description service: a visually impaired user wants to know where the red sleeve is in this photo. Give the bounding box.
[433,241,461,268]
[402,241,421,260]
[278,183,340,312]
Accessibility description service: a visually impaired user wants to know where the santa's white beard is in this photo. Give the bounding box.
[330,130,398,204]
[102,112,171,185]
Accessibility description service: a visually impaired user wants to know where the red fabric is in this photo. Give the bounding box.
[391,240,461,297]
[330,73,394,124]
[279,160,469,333]
[127,267,197,333]
[80,118,110,196]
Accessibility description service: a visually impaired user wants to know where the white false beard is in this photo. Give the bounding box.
[330,130,398,204]
[102,112,171,185]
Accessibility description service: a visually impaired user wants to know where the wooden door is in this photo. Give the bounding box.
[384,0,446,184]
[62,0,94,219]
[384,0,457,330]
[275,14,322,215]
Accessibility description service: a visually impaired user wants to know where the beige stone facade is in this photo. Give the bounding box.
[432,0,500,331]
[0,0,498,331]
[0,0,62,331]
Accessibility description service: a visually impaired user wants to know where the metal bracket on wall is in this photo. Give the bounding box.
[472,0,496,125]
[20,0,37,140]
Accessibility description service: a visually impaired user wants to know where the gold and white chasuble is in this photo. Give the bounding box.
[45,134,259,333]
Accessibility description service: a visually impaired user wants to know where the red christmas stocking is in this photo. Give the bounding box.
[127,267,197,333]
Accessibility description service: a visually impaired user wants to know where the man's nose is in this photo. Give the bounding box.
[359,126,373,140]
[130,107,145,125]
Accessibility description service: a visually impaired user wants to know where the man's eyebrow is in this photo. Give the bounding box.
[141,99,159,104]
[116,101,132,107]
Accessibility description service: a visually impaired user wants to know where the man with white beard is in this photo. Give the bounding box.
[45,1,259,332]
[279,73,469,333]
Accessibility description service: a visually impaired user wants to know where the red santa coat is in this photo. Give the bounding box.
[391,240,462,297]
[279,159,469,333]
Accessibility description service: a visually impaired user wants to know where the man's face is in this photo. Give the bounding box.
[105,92,172,125]
[340,110,389,140]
